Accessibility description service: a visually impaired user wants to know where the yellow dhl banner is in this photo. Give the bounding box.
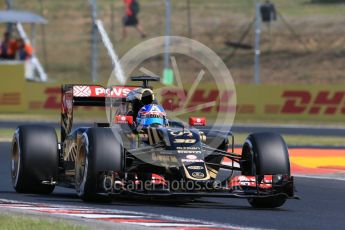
[1,72,345,121]
[0,64,26,112]
[157,84,345,121]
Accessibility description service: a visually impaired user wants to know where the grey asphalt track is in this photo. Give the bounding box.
[1,142,344,229]
[1,120,345,136]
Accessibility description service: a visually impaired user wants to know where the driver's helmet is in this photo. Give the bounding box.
[136,104,168,128]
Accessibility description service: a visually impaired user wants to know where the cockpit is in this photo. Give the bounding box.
[114,76,168,129]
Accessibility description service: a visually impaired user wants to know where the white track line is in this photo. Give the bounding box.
[0,199,249,230]
[61,214,146,219]
[135,223,215,227]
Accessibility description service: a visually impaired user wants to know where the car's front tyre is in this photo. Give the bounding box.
[241,132,290,208]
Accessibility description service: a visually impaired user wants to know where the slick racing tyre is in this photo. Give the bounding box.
[11,125,58,194]
[75,128,124,202]
[247,195,287,209]
[241,132,290,208]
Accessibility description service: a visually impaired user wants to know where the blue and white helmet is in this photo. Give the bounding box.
[137,104,168,127]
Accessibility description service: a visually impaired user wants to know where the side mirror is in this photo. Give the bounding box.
[189,117,206,126]
[114,115,133,125]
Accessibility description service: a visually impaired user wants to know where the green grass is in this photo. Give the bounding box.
[0,214,87,230]
[184,0,345,16]
[0,129,15,142]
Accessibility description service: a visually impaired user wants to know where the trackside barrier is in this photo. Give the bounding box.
[1,65,345,122]
[0,63,26,112]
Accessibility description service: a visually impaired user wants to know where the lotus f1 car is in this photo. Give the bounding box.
[11,76,297,208]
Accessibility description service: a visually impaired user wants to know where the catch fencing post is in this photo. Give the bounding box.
[6,0,13,35]
[254,0,262,84]
[163,0,173,85]
[90,0,98,83]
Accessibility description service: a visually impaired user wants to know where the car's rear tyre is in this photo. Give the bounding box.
[11,125,58,194]
[75,128,124,202]
[241,132,290,208]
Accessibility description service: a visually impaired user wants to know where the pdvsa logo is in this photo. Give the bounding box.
[95,86,134,97]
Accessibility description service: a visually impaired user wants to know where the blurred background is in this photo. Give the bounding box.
[1,0,345,84]
[0,3,345,227]
[0,0,345,146]
[0,0,343,185]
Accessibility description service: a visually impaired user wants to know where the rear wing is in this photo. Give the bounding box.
[64,85,136,106]
[61,84,136,141]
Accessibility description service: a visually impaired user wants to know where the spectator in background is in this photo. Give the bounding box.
[16,38,34,79]
[16,38,33,61]
[260,0,277,23]
[0,32,17,60]
[122,0,146,40]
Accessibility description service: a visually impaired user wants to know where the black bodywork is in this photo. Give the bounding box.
[58,77,296,202]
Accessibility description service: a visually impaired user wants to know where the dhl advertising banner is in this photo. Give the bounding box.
[235,85,345,121]
[157,84,345,121]
[25,83,107,116]
[0,65,345,121]
[21,84,345,121]
[0,64,26,112]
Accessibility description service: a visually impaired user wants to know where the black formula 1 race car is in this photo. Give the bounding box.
[11,76,297,208]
